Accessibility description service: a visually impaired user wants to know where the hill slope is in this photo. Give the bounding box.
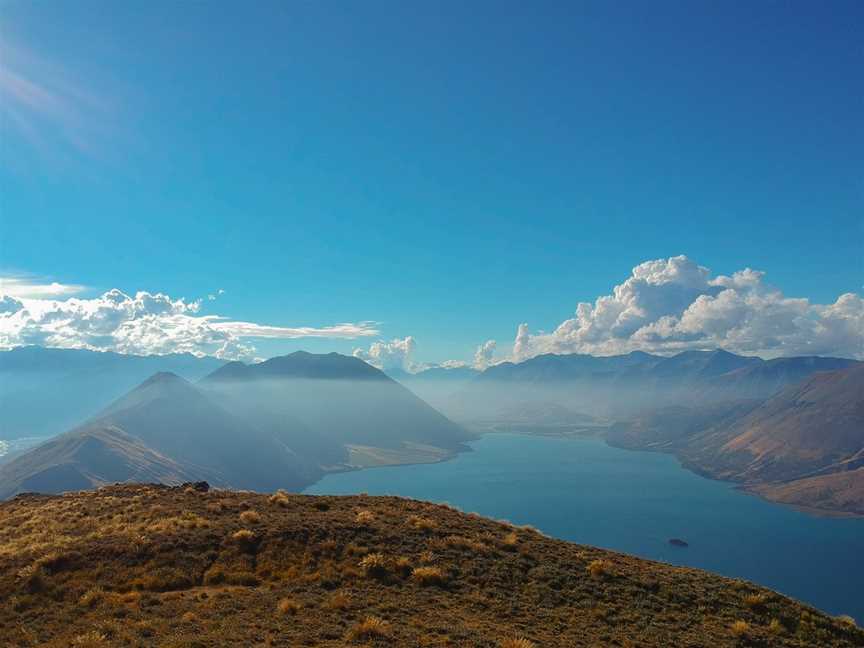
[700,363,864,483]
[1,484,861,647]
[0,426,200,499]
[611,365,864,515]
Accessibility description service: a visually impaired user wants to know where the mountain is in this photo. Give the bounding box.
[701,356,860,403]
[612,364,864,515]
[3,484,861,647]
[696,363,864,483]
[201,351,472,454]
[0,346,222,441]
[452,349,850,422]
[0,425,200,499]
[0,372,315,499]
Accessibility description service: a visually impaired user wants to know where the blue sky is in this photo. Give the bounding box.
[1,1,862,366]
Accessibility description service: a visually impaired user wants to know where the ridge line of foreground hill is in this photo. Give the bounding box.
[2,484,861,647]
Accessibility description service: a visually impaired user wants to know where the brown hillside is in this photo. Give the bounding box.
[2,485,861,647]
[748,467,864,517]
[715,364,864,482]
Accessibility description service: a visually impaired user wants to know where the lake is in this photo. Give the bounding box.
[305,433,864,621]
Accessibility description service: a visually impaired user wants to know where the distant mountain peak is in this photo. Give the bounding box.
[140,371,185,386]
[204,351,387,383]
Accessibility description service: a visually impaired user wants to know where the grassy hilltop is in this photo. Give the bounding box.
[1,484,861,647]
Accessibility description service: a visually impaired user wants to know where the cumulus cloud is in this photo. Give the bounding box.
[506,255,864,361]
[473,340,498,369]
[353,336,417,372]
[0,287,379,360]
[354,338,480,373]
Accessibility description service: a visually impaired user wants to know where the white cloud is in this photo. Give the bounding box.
[507,255,864,361]
[473,340,498,369]
[353,336,417,372]
[437,359,470,369]
[354,337,493,373]
[0,286,379,360]
[0,275,85,298]
[213,320,379,339]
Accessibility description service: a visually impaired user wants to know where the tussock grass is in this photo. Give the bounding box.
[359,552,388,578]
[277,597,300,615]
[348,616,390,641]
[432,534,487,553]
[324,590,352,610]
[730,620,750,637]
[744,592,767,610]
[231,528,256,549]
[587,559,612,579]
[768,618,784,635]
[411,566,446,586]
[502,531,519,550]
[269,490,292,507]
[239,510,261,524]
[355,510,375,525]
[78,587,104,608]
[408,515,437,532]
[500,639,536,648]
[3,484,861,648]
[71,631,109,646]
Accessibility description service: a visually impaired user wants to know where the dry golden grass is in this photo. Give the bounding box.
[348,616,390,641]
[239,509,261,524]
[411,565,446,586]
[501,639,536,648]
[232,528,255,544]
[70,631,109,646]
[77,587,103,608]
[355,509,375,525]
[744,592,767,609]
[277,597,300,615]
[837,615,857,628]
[730,620,750,637]
[2,485,860,648]
[408,515,437,532]
[324,590,352,610]
[359,552,388,577]
[587,559,612,579]
[419,550,436,564]
[268,490,291,507]
[502,531,519,550]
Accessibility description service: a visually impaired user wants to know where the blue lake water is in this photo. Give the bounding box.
[305,433,864,621]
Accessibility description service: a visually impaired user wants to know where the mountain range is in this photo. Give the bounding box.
[1,345,861,515]
[452,349,857,421]
[0,351,472,499]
